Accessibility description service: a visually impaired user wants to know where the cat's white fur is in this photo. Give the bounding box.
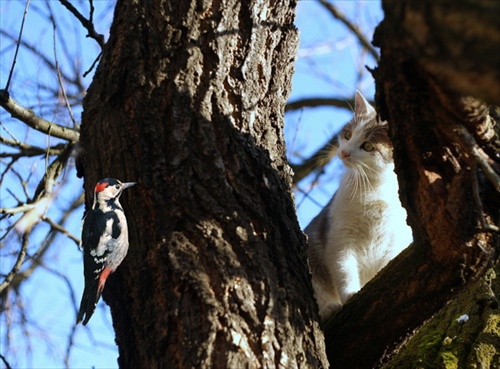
[305,91,413,322]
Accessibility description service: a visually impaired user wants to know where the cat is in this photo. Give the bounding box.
[305,90,413,322]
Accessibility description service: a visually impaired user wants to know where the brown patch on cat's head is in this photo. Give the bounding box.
[363,119,393,163]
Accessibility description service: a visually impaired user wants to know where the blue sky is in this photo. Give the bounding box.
[0,2,382,368]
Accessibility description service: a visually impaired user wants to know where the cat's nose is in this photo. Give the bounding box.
[340,149,350,158]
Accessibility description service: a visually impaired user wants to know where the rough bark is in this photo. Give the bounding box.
[79,0,327,368]
[384,265,500,369]
[323,1,499,368]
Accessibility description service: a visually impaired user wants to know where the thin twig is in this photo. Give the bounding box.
[1,144,72,220]
[42,217,80,245]
[39,265,80,368]
[51,15,77,127]
[58,0,105,48]
[0,353,13,369]
[83,51,102,78]
[0,29,84,89]
[33,143,74,200]
[89,0,96,24]
[0,231,30,294]
[471,164,499,232]
[457,125,500,192]
[5,0,31,90]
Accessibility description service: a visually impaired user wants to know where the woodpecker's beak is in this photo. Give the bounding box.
[121,182,136,190]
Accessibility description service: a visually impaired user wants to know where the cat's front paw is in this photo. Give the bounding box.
[319,301,342,322]
[340,290,356,305]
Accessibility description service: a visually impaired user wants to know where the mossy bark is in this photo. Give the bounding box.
[384,265,500,369]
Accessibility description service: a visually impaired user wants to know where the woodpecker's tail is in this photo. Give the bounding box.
[76,281,100,325]
[76,267,112,325]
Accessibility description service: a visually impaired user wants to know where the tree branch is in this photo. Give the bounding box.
[58,0,105,48]
[285,97,356,112]
[0,29,84,90]
[4,0,31,91]
[0,137,66,158]
[0,232,30,294]
[290,131,339,184]
[318,0,379,62]
[0,353,13,369]
[33,143,74,200]
[1,202,37,216]
[0,90,80,142]
[43,216,80,245]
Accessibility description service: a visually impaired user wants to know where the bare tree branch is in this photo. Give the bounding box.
[83,51,103,78]
[0,232,30,294]
[456,124,500,193]
[318,0,379,62]
[0,353,13,369]
[43,216,80,245]
[0,90,80,142]
[33,144,74,200]
[286,97,356,112]
[1,202,39,216]
[51,13,78,128]
[0,137,66,158]
[1,192,84,297]
[58,0,105,48]
[4,0,31,91]
[0,29,85,91]
[291,130,339,184]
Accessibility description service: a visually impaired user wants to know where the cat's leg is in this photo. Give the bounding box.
[311,278,342,321]
[336,249,361,305]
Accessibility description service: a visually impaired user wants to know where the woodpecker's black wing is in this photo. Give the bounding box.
[77,208,121,325]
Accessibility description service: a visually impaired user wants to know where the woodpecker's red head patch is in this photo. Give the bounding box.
[94,181,109,193]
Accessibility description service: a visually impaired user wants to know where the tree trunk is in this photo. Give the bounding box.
[323,1,499,368]
[79,0,327,368]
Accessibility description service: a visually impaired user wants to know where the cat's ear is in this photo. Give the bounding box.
[354,90,376,116]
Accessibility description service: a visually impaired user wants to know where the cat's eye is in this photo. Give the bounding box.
[361,142,374,151]
[343,130,352,140]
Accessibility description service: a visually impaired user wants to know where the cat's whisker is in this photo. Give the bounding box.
[354,171,362,199]
[361,166,375,194]
[357,165,370,202]
[358,161,383,178]
[346,171,358,200]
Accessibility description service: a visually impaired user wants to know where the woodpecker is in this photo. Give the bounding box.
[77,178,136,325]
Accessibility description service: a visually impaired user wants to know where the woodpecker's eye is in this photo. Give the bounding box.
[361,142,374,151]
[344,130,352,140]
[115,184,120,189]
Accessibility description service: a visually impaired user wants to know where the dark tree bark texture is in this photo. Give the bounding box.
[79,0,327,368]
[323,1,500,368]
